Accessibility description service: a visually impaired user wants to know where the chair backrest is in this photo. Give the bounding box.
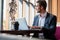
[55,26,60,40]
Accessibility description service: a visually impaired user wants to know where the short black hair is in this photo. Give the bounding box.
[37,0,47,10]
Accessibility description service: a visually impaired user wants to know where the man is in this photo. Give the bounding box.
[30,0,57,40]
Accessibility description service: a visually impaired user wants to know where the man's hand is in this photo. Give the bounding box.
[31,26,41,29]
[28,25,43,29]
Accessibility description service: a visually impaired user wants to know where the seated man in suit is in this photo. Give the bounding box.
[29,0,57,40]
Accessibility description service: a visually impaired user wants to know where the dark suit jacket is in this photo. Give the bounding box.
[33,12,57,39]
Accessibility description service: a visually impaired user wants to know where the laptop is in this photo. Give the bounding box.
[15,18,29,30]
[15,18,41,31]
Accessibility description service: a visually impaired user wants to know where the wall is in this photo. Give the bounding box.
[0,0,3,30]
[52,0,60,26]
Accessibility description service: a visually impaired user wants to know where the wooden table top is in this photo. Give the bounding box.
[0,30,42,35]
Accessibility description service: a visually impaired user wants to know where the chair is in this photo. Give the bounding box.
[55,26,60,40]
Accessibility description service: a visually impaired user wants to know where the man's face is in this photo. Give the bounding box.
[35,3,41,13]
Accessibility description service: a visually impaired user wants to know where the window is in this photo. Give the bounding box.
[3,0,49,30]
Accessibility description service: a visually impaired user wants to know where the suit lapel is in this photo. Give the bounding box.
[44,13,49,27]
[36,16,39,26]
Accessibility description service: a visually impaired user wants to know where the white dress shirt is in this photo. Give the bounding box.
[38,12,47,28]
[38,12,47,38]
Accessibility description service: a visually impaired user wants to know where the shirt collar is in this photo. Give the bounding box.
[39,12,47,18]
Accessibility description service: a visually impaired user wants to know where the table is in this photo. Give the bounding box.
[0,30,48,40]
[0,30,42,35]
[0,33,44,40]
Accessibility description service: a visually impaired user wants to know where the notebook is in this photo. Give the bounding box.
[15,18,29,30]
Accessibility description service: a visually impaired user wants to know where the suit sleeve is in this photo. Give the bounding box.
[42,16,57,34]
[33,17,36,26]
[32,16,36,26]
[33,15,38,26]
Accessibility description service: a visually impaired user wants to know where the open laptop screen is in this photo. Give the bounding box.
[16,18,29,30]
